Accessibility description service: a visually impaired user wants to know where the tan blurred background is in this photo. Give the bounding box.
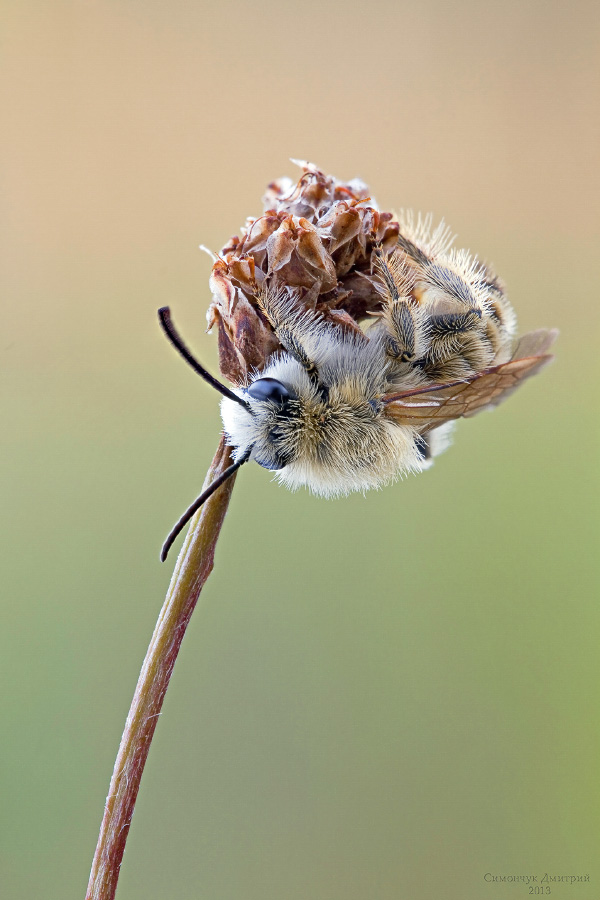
[2,1,599,898]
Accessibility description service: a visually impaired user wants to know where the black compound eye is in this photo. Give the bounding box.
[253,454,287,472]
[247,378,294,405]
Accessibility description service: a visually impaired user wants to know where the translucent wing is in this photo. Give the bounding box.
[383,329,558,431]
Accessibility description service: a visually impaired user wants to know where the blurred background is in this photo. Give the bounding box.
[2,1,599,898]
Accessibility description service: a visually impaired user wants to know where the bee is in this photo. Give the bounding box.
[158,219,557,561]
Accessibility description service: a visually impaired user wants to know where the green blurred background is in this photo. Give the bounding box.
[2,1,599,898]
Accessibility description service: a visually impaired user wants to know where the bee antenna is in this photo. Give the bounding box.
[158,307,250,412]
[160,448,252,562]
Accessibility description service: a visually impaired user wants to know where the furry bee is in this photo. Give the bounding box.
[158,216,556,560]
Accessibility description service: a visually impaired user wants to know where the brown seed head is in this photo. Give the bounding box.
[206,160,399,384]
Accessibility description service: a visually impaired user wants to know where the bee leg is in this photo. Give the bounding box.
[427,310,487,359]
[396,232,487,319]
[481,279,517,357]
[373,246,426,363]
[418,311,494,380]
[383,302,420,362]
[396,233,431,268]
[254,281,328,399]
[276,323,328,398]
[422,263,486,317]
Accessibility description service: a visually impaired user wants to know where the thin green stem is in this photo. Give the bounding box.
[85,436,237,900]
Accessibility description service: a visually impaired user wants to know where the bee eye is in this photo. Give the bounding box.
[247,378,294,405]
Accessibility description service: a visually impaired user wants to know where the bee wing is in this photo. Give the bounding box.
[383,328,558,431]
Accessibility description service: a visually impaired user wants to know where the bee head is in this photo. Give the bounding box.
[221,375,300,471]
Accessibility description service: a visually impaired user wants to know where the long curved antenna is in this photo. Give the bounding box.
[160,449,252,562]
[158,307,250,411]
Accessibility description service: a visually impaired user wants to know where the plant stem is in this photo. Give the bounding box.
[85,436,236,900]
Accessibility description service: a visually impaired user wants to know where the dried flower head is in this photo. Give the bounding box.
[206,159,401,384]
